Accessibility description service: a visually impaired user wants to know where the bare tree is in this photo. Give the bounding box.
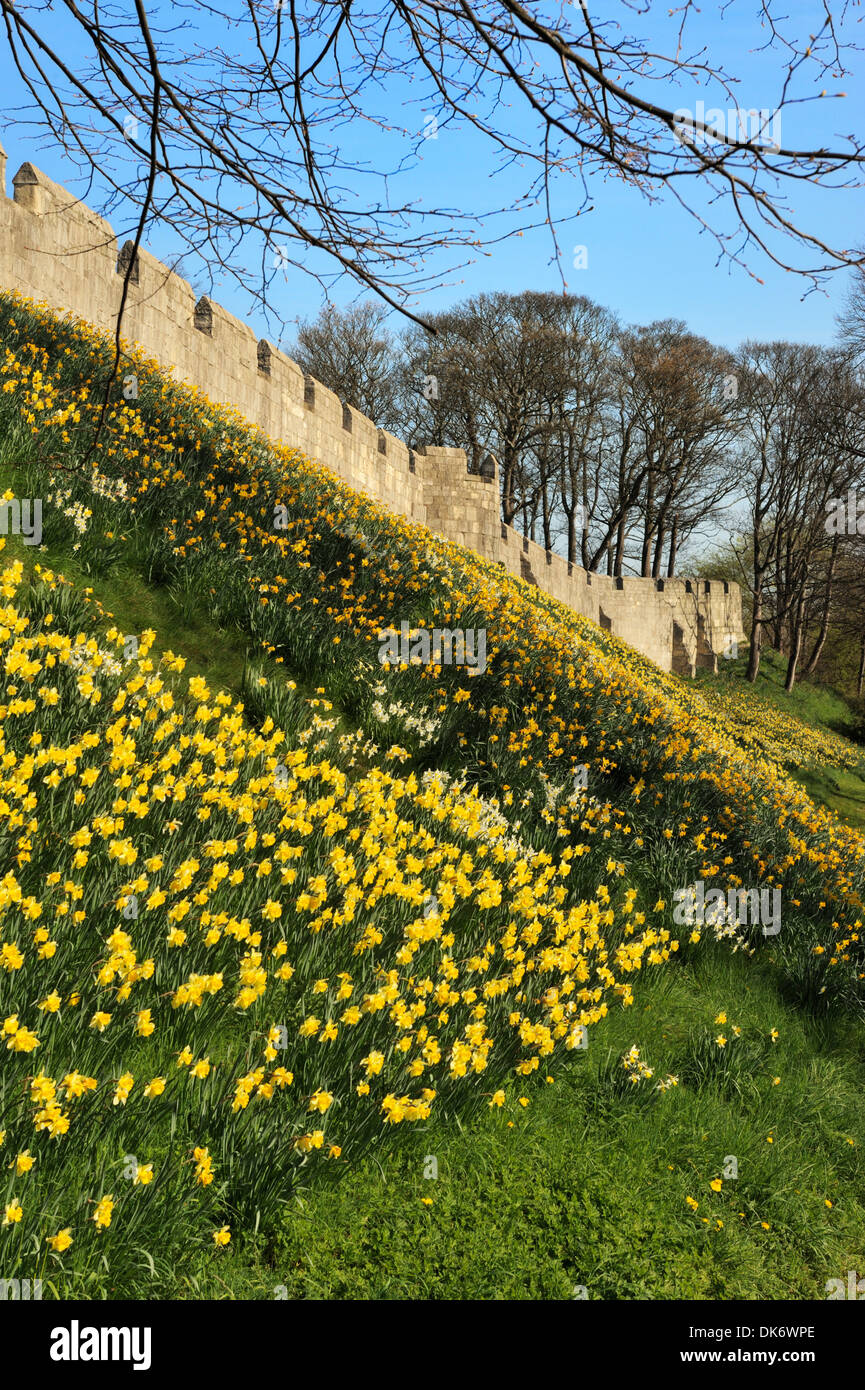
[799,356,865,679]
[838,258,865,365]
[578,322,740,577]
[525,296,617,559]
[405,291,566,524]
[736,342,813,683]
[290,301,403,434]
[735,343,864,687]
[1,0,863,350]
[623,323,739,577]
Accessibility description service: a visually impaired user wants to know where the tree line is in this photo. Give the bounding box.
[290,286,865,695]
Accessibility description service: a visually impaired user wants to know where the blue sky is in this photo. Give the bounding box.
[0,2,862,351]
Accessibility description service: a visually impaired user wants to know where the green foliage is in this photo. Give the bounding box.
[2,292,865,1300]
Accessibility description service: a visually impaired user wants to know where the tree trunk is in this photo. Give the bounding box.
[858,631,865,698]
[542,478,552,553]
[640,471,655,577]
[667,513,679,578]
[651,514,666,579]
[565,504,576,566]
[581,460,591,569]
[640,527,654,578]
[803,537,838,675]
[501,447,520,526]
[746,582,763,683]
[784,592,806,692]
[614,513,626,577]
[772,523,790,651]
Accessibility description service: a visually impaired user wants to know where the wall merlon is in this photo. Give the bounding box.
[13,161,111,241]
[268,345,304,391]
[206,297,258,351]
[382,434,411,471]
[12,162,49,214]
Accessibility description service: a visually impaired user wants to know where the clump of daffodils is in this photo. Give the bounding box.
[655,1074,679,1093]
[90,470,128,503]
[44,487,91,542]
[370,681,442,746]
[622,1045,654,1084]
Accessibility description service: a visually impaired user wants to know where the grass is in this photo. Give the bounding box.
[9,470,863,1300]
[695,645,862,743]
[2,291,865,1301]
[116,946,865,1300]
[0,461,266,706]
[272,949,859,1300]
[787,765,865,833]
[0,458,360,748]
[693,646,865,830]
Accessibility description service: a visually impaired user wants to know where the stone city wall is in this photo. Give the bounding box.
[0,136,745,674]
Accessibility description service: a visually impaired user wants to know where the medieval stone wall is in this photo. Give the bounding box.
[0,136,745,674]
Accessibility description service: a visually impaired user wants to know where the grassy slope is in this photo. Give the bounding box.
[263,950,865,1302]
[788,765,865,834]
[694,650,865,832]
[695,646,860,739]
[2,464,864,1301]
[273,660,865,1301]
[4,293,865,1299]
[0,463,290,707]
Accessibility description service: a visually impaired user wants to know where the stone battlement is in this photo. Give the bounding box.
[0,134,745,673]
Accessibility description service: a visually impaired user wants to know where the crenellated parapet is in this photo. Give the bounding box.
[0,133,745,674]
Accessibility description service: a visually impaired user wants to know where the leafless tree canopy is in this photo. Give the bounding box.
[292,301,403,433]
[838,257,865,365]
[2,0,864,333]
[723,342,865,687]
[292,287,865,693]
[297,292,739,572]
